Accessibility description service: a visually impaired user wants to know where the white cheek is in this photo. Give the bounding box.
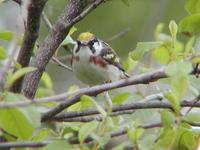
[94,42,103,55]
[73,44,78,55]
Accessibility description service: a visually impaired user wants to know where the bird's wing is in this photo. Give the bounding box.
[99,41,129,77]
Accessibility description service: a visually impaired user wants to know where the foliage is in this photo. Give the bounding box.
[0,0,200,150]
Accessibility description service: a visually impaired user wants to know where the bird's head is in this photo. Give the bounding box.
[74,32,102,55]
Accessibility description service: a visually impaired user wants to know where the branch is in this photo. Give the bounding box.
[42,12,73,72]
[48,100,200,122]
[41,65,200,122]
[0,122,161,149]
[52,110,137,122]
[41,68,167,121]
[21,0,105,99]
[10,0,47,93]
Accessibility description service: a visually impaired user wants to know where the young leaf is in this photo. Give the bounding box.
[169,20,178,46]
[160,110,175,128]
[185,0,200,14]
[41,72,53,89]
[0,31,13,41]
[81,95,107,117]
[127,128,144,143]
[0,46,7,59]
[165,61,193,76]
[78,121,98,144]
[164,91,180,114]
[123,57,137,73]
[179,14,200,36]
[130,42,163,60]
[44,140,74,150]
[0,108,34,139]
[152,46,170,64]
[112,93,129,104]
[6,67,36,88]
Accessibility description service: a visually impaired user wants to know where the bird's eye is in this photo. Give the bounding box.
[77,41,81,46]
[89,39,98,46]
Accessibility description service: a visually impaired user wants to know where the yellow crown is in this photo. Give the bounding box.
[78,32,95,41]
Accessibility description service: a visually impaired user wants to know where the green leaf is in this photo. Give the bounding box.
[68,95,93,111]
[152,46,170,64]
[6,67,36,88]
[0,31,13,41]
[121,0,130,6]
[81,95,107,117]
[183,112,200,123]
[160,110,175,128]
[41,72,53,89]
[44,140,74,150]
[184,36,195,53]
[123,57,137,73]
[32,128,51,141]
[173,126,197,150]
[91,133,110,147]
[61,27,77,46]
[0,108,34,139]
[171,75,189,99]
[78,121,98,144]
[112,93,129,104]
[164,91,180,114]
[127,128,144,143]
[185,0,200,14]
[165,61,193,76]
[68,26,77,35]
[2,92,41,128]
[131,42,163,60]
[152,128,175,149]
[179,14,200,36]
[0,46,7,59]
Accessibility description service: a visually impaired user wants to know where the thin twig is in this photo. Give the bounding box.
[51,56,73,71]
[105,28,130,42]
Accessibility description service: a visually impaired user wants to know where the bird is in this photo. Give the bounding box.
[72,32,129,86]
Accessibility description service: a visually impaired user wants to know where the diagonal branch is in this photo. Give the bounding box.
[10,0,47,93]
[21,0,105,99]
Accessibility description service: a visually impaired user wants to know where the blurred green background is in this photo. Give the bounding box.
[0,0,187,93]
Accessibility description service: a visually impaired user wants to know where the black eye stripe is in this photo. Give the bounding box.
[75,41,81,53]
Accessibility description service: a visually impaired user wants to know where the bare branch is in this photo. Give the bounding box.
[0,122,161,149]
[51,56,73,71]
[48,100,200,122]
[10,0,47,93]
[21,0,105,99]
[41,68,167,121]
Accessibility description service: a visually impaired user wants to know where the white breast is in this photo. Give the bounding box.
[72,46,121,85]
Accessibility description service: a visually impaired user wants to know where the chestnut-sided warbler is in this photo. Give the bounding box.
[72,32,129,85]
